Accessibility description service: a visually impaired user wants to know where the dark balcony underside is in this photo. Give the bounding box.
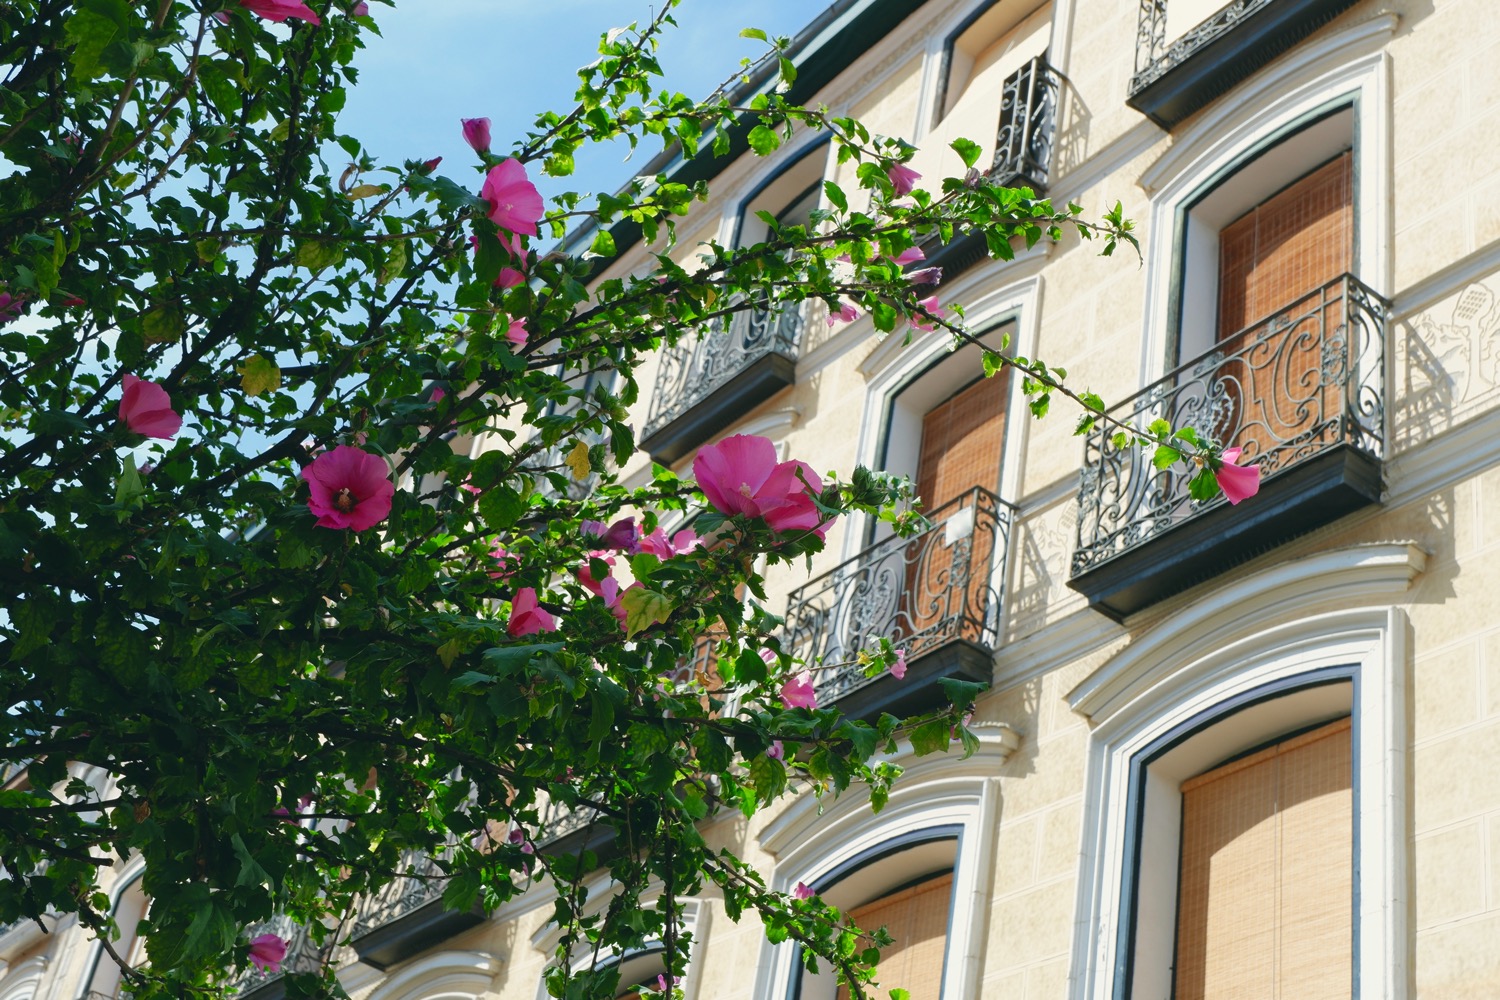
[832,640,992,723]
[351,898,485,971]
[640,352,795,466]
[1128,0,1360,129]
[1069,444,1380,622]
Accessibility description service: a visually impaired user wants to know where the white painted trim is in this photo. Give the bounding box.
[1067,542,1425,721]
[755,748,1010,1000]
[0,957,48,1000]
[529,894,708,1000]
[1135,14,1397,386]
[363,950,500,1000]
[844,271,1044,566]
[1066,587,1413,1000]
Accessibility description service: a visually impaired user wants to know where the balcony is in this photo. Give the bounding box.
[915,55,1061,286]
[345,796,609,971]
[783,488,1014,720]
[1127,0,1360,129]
[990,55,1061,193]
[228,913,325,1000]
[1069,274,1386,621]
[639,304,803,466]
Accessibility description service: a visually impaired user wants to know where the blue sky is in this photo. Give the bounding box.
[338,0,824,204]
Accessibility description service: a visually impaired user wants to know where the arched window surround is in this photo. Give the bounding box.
[1064,541,1422,1000]
[755,733,1019,1000]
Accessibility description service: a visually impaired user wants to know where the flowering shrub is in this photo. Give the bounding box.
[0,2,1249,999]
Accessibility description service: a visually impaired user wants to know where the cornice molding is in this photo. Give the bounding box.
[1067,541,1425,721]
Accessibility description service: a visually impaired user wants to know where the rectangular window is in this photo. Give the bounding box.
[1173,716,1352,999]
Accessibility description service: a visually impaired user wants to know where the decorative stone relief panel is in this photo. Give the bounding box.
[1392,277,1500,452]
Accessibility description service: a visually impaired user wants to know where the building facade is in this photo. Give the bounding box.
[8,0,1500,997]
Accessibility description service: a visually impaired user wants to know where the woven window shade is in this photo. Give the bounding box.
[1211,155,1353,459]
[1173,717,1352,1000]
[915,373,1008,513]
[835,872,952,1000]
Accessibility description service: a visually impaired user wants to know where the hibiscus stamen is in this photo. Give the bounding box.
[333,487,357,513]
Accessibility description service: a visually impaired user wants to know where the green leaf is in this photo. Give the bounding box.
[937,677,985,711]
[910,719,949,756]
[587,229,616,258]
[620,588,674,638]
[114,454,144,515]
[778,56,797,86]
[378,239,408,285]
[237,355,281,397]
[140,304,184,345]
[1147,417,1172,439]
[1152,445,1180,470]
[65,0,131,80]
[950,137,982,169]
[295,240,343,271]
[822,181,848,213]
[739,27,768,41]
[747,124,780,156]
[1188,466,1219,501]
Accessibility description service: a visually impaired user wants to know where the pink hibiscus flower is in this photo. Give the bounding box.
[780,669,817,710]
[1215,447,1261,505]
[300,445,394,531]
[461,117,491,154]
[826,301,860,327]
[507,587,557,637]
[239,0,321,24]
[692,434,830,538]
[481,159,544,237]
[247,933,288,973]
[887,162,921,196]
[118,374,183,440]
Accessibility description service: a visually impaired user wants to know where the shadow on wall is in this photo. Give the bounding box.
[1051,70,1092,181]
[1392,278,1500,452]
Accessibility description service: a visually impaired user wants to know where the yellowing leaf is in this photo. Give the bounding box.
[141,305,184,344]
[564,440,591,482]
[237,355,281,397]
[620,587,674,639]
[346,183,385,201]
[436,638,463,669]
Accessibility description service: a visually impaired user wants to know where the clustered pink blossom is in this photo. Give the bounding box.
[506,587,557,637]
[889,246,925,266]
[907,266,943,286]
[779,670,817,710]
[118,374,182,440]
[793,881,815,901]
[247,933,288,973]
[891,648,908,680]
[576,550,616,595]
[488,545,515,580]
[599,577,630,630]
[692,434,831,539]
[766,740,784,760]
[1215,447,1261,505]
[300,445,394,531]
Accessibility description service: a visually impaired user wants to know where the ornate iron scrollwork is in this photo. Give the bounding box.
[642,302,804,441]
[1071,274,1388,577]
[991,55,1061,192]
[783,487,1014,704]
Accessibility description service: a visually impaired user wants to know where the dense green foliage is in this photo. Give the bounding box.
[0,2,1147,997]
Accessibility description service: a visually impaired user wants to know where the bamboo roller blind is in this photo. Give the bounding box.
[835,872,953,1000]
[1173,716,1353,1000]
[915,373,1008,513]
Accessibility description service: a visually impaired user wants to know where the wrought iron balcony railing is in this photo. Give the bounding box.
[784,487,1013,719]
[1069,273,1387,618]
[1127,0,1360,128]
[640,303,804,464]
[991,55,1060,193]
[228,912,325,998]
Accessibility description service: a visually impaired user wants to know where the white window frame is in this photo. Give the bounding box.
[755,733,1019,1000]
[1065,541,1422,1000]
[1135,13,1396,385]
